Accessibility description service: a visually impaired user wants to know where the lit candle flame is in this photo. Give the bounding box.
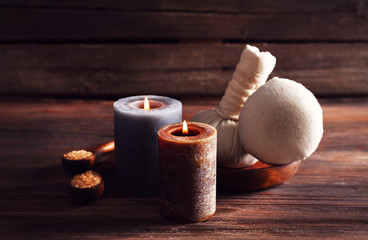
[182,120,188,135]
[144,97,150,110]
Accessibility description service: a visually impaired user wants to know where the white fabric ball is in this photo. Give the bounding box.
[238,77,323,165]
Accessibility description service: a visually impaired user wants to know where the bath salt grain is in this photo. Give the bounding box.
[64,150,93,160]
[71,170,102,188]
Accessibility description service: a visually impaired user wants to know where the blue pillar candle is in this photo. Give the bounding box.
[114,95,182,196]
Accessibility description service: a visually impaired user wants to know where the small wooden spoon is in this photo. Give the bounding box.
[69,155,114,203]
[62,141,114,173]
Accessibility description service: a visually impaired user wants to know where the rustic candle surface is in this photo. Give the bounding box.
[114,95,182,196]
[158,122,217,223]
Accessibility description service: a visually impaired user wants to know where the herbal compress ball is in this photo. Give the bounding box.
[238,77,323,165]
[192,45,276,168]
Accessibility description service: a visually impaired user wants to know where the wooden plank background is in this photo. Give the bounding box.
[0,0,367,98]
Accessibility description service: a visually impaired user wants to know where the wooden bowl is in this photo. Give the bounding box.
[61,141,114,174]
[69,178,105,203]
[217,160,302,191]
[67,155,114,204]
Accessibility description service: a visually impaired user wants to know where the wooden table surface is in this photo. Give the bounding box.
[1,98,367,239]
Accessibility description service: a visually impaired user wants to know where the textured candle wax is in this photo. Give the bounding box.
[114,95,182,196]
[158,122,217,223]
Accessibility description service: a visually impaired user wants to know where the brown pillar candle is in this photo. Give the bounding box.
[158,121,217,223]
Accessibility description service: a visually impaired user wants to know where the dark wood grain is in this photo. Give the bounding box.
[0,6,367,42]
[1,43,367,98]
[0,0,363,13]
[0,98,367,239]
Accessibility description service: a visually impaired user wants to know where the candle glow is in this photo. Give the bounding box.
[182,120,188,135]
[144,97,150,110]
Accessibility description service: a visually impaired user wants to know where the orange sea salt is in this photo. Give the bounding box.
[70,170,102,188]
[64,150,93,160]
